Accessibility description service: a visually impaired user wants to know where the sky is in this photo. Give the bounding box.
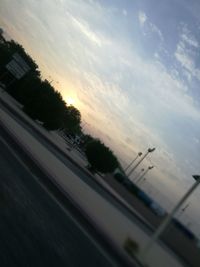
[0,0,200,234]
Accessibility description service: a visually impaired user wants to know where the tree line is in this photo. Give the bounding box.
[0,31,119,173]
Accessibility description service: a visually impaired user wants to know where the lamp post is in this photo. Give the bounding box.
[136,166,154,184]
[140,177,146,186]
[178,202,190,218]
[125,152,142,173]
[140,174,200,262]
[127,148,155,177]
[133,168,145,182]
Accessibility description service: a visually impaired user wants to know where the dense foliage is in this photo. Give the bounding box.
[0,31,120,172]
[0,38,81,132]
[63,105,81,134]
[85,139,119,173]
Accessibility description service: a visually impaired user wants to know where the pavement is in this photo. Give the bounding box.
[0,90,155,235]
[0,128,118,267]
[0,88,186,267]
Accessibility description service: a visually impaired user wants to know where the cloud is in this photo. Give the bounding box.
[44,3,200,186]
[181,23,199,48]
[69,40,199,185]
[138,11,147,26]
[193,137,200,144]
[138,10,163,42]
[149,22,163,41]
[175,23,200,81]
[181,33,198,48]
[69,14,109,47]
[175,43,194,71]
[122,9,127,16]
[2,0,200,222]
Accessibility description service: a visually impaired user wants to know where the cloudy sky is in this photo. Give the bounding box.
[1,0,200,232]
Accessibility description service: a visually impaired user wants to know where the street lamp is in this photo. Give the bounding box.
[136,166,154,184]
[125,152,142,173]
[133,168,145,182]
[140,177,146,185]
[140,174,200,262]
[178,202,190,218]
[127,148,155,177]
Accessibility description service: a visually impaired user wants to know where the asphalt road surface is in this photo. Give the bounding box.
[0,95,190,267]
[0,128,124,267]
[0,96,154,234]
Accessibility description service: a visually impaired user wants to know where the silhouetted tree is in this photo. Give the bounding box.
[63,105,81,135]
[23,80,66,130]
[0,34,121,173]
[0,36,82,132]
[85,139,119,173]
[80,134,94,149]
[0,39,39,75]
[9,40,39,74]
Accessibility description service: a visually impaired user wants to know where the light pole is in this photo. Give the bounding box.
[178,202,190,218]
[140,177,146,186]
[133,168,145,182]
[136,166,154,184]
[127,148,155,177]
[125,152,142,173]
[140,174,200,262]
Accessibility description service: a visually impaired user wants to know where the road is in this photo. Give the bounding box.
[0,127,126,267]
[0,91,189,267]
[0,95,154,235]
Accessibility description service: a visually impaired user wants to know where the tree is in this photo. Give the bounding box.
[79,134,93,149]
[0,36,82,132]
[63,105,81,135]
[85,139,119,173]
[0,39,40,76]
[23,79,66,130]
[8,40,39,75]
[0,28,6,43]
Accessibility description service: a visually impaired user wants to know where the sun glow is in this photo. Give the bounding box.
[66,96,76,106]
